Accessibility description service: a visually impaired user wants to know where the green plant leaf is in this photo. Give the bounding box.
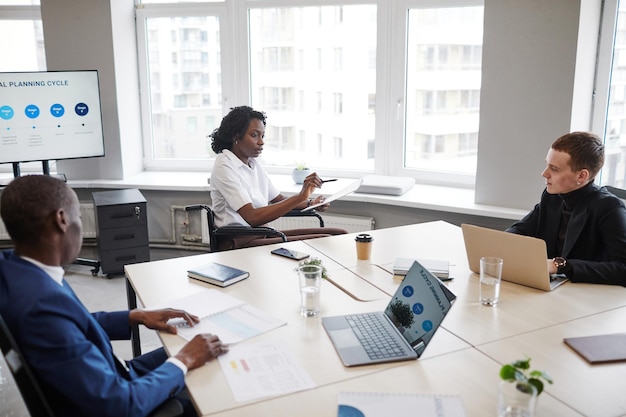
[500,357,552,397]
[511,358,531,370]
[499,364,517,381]
[528,378,544,396]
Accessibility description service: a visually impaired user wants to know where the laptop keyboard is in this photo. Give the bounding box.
[345,313,408,360]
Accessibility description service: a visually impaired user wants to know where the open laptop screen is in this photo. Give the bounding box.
[384,262,456,355]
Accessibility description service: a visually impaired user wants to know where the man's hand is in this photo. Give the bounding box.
[547,258,557,274]
[129,308,199,334]
[175,334,229,370]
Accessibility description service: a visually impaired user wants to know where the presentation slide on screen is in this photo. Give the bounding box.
[0,71,105,164]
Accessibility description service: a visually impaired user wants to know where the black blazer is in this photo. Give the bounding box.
[507,184,626,286]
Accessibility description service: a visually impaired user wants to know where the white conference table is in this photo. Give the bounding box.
[125,221,626,417]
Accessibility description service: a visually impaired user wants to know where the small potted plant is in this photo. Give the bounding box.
[299,257,327,279]
[498,357,553,415]
[292,161,310,184]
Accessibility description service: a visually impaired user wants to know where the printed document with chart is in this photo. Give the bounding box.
[153,289,286,345]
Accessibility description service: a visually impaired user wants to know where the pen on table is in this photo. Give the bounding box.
[321,179,338,183]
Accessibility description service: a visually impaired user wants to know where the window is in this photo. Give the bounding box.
[0,16,45,72]
[599,1,626,188]
[403,6,483,176]
[0,2,47,173]
[249,4,376,170]
[136,1,483,184]
[137,11,223,162]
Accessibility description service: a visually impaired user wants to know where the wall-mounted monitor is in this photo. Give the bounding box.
[0,70,105,171]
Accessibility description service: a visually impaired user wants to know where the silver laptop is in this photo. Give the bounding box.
[461,224,568,291]
[322,261,456,367]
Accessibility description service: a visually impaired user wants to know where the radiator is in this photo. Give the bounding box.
[80,203,97,238]
[0,202,97,240]
[268,213,374,233]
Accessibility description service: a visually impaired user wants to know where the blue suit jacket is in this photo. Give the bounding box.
[0,251,186,417]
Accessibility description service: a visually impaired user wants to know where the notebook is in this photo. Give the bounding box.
[322,260,456,367]
[393,258,450,279]
[187,262,249,287]
[461,224,568,291]
[564,333,626,363]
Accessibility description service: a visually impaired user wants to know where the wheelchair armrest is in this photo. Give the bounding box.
[214,226,287,241]
[284,209,325,227]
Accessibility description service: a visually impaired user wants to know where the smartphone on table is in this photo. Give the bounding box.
[271,247,310,261]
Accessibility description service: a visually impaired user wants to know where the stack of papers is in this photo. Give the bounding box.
[393,258,450,279]
[153,289,286,345]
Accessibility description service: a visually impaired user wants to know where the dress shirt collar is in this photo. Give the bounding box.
[19,255,65,286]
[222,148,259,169]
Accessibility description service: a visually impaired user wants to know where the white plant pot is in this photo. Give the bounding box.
[292,168,310,184]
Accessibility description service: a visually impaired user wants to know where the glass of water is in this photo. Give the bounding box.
[296,264,322,317]
[480,256,503,306]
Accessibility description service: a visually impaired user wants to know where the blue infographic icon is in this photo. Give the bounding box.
[50,103,65,117]
[25,104,40,119]
[402,285,414,297]
[75,102,89,116]
[337,405,365,417]
[412,302,424,315]
[422,320,433,332]
[0,105,14,120]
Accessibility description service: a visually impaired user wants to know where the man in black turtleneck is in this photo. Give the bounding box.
[506,131,626,287]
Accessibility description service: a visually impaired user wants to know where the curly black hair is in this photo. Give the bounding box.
[209,106,267,154]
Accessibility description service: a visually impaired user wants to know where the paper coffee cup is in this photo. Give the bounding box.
[355,233,373,260]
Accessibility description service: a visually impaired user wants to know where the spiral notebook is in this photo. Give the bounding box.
[338,392,466,417]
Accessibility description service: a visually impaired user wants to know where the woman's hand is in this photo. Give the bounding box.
[309,195,330,211]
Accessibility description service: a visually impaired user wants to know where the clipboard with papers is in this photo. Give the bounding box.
[302,178,363,212]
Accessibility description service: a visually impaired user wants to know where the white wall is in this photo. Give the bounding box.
[475,0,600,210]
[40,0,141,180]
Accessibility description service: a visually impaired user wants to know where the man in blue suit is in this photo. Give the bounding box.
[0,175,228,416]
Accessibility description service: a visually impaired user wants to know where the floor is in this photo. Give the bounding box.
[0,246,206,417]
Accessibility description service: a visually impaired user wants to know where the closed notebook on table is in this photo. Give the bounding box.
[393,258,449,279]
[563,333,626,363]
[187,262,249,287]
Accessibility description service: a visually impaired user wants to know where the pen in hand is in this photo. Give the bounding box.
[321,179,338,183]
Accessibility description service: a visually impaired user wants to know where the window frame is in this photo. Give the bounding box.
[136,0,483,187]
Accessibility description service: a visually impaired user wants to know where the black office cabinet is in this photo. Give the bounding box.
[93,189,150,276]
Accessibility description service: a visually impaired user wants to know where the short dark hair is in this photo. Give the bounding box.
[552,131,605,179]
[0,175,72,245]
[209,106,266,154]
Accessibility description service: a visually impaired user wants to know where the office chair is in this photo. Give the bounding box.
[185,204,325,252]
[605,185,626,200]
[0,314,183,417]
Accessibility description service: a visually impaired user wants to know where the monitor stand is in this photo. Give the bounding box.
[10,161,66,182]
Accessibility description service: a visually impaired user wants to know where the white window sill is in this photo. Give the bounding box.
[62,171,527,221]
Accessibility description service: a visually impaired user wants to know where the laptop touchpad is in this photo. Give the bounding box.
[329,329,361,348]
